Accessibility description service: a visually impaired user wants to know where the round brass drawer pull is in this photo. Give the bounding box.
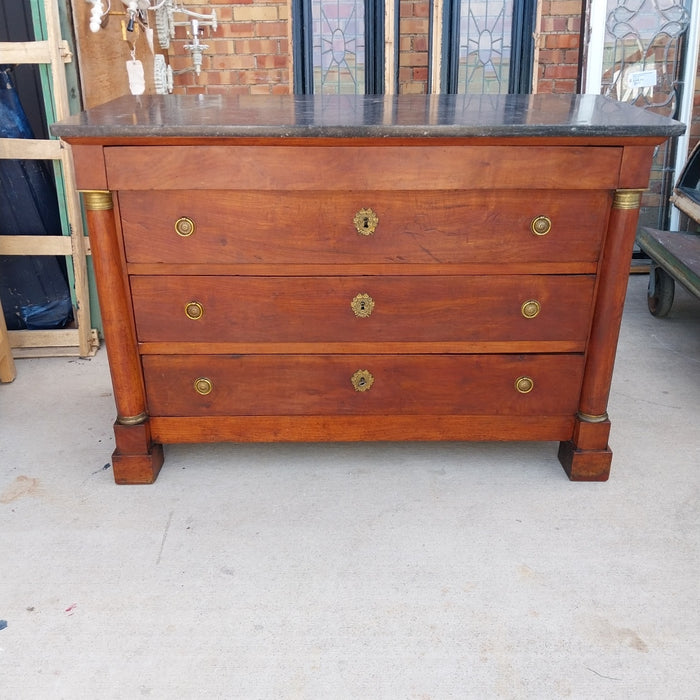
[351,369,374,392]
[185,301,204,320]
[194,377,213,396]
[353,208,379,236]
[530,215,552,236]
[351,293,375,318]
[175,216,196,237]
[515,376,534,394]
[521,300,541,319]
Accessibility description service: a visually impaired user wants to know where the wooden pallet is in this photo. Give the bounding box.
[0,0,98,358]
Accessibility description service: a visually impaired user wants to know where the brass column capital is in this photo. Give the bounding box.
[81,190,113,211]
[577,411,609,424]
[612,189,644,210]
[117,411,148,426]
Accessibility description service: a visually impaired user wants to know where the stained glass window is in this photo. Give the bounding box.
[440,0,535,94]
[458,0,512,94]
[293,0,384,94]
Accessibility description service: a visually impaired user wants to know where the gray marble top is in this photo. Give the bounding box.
[51,93,685,140]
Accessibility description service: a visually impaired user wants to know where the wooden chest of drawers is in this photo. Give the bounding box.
[52,94,683,483]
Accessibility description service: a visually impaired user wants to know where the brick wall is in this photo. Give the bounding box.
[398,0,429,94]
[169,0,291,96]
[165,1,587,97]
[536,0,583,93]
[162,1,698,156]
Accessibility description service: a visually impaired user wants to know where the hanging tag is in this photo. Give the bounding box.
[126,59,146,95]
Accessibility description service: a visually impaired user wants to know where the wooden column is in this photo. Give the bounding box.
[82,190,163,484]
[558,189,644,481]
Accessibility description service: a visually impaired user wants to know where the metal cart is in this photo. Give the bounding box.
[636,142,700,317]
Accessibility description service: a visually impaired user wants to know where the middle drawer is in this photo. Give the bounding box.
[131,275,595,345]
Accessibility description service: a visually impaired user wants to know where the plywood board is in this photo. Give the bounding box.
[70,4,160,108]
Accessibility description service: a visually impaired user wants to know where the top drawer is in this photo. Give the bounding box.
[118,189,611,265]
[104,145,623,191]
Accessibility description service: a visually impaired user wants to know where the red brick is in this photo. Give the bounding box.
[256,54,288,69]
[400,18,429,34]
[221,22,256,38]
[413,35,428,52]
[549,0,583,14]
[257,22,288,37]
[544,33,579,50]
[544,64,579,79]
[402,51,428,67]
[412,1,430,18]
[412,67,428,82]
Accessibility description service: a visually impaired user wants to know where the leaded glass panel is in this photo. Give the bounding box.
[312,0,366,94]
[600,0,690,230]
[457,0,513,94]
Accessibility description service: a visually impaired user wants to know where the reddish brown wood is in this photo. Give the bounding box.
[130,275,595,344]
[577,203,642,417]
[618,146,656,189]
[138,340,588,355]
[106,145,622,191]
[570,417,611,451]
[118,189,610,265]
[84,202,163,479]
[85,205,146,421]
[556,193,645,479]
[70,145,108,190]
[67,127,665,483]
[112,422,163,484]
[558,441,612,481]
[126,262,599,276]
[150,415,576,444]
[141,354,585,417]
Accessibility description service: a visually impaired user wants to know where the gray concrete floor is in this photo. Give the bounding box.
[1,274,699,699]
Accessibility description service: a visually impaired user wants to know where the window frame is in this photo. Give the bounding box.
[434,0,538,94]
[292,0,388,95]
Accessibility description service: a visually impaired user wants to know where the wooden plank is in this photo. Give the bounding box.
[0,137,63,160]
[0,235,90,256]
[105,145,623,191]
[138,340,588,355]
[0,304,17,383]
[0,39,52,63]
[29,0,97,357]
[150,414,577,445]
[8,328,99,357]
[671,190,700,223]
[0,39,71,64]
[69,0,161,109]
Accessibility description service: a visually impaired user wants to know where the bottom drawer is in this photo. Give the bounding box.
[142,354,584,417]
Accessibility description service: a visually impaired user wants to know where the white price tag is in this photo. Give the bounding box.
[627,69,657,90]
[126,59,145,95]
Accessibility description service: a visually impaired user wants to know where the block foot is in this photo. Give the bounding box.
[558,441,611,481]
[112,444,164,484]
[111,419,164,484]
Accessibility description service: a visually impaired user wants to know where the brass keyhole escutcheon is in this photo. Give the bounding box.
[351,293,375,318]
[353,208,378,236]
[521,300,541,319]
[175,216,196,237]
[351,369,374,392]
[185,301,204,320]
[515,376,534,394]
[530,215,552,236]
[194,377,213,395]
